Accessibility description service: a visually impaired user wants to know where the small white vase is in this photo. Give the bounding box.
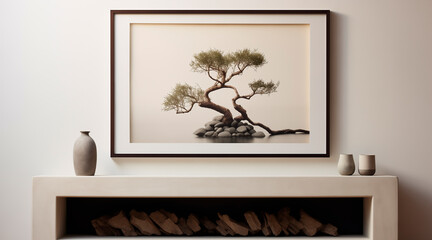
[73,131,97,176]
[359,154,376,175]
[338,154,355,175]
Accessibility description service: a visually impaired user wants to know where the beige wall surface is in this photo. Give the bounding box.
[0,0,431,240]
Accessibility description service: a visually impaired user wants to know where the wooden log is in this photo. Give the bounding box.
[159,209,178,223]
[187,213,201,232]
[201,216,217,232]
[287,215,304,235]
[261,213,272,236]
[321,223,338,236]
[107,211,138,236]
[281,227,290,235]
[216,219,235,236]
[276,207,290,235]
[149,210,183,235]
[265,212,282,236]
[244,211,261,233]
[299,210,323,236]
[129,210,161,236]
[91,215,122,236]
[178,217,194,236]
[218,213,249,236]
[215,221,229,236]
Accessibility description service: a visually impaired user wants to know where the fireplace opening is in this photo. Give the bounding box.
[63,197,367,237]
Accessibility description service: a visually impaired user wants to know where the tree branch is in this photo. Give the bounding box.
[176,102,198,114]
[224,84,256,100]
[239,91,256,100]
[233,104,310,135]
[223,84,309,135]
[225,64,249,82]
[207,69,222,84]
[223,85,240,97]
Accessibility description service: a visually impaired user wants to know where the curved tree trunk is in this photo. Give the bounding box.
[198,84,234,125]
[232,102,309,135]
[199,101,233,125]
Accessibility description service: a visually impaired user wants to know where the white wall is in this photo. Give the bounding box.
[0,0,431,239]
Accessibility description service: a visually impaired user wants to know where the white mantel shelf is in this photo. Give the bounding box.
[33,176,398,240]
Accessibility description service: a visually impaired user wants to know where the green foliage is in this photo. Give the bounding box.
[230,49,267,69]
[163,49,277,115]
[249,79,280,95]
[163,83,204,112]
[190,49,230,73]
[190,48,267,74]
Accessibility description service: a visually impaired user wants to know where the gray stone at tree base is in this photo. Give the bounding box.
[237,126,248,133]
[193,128,206,137]
[218,131,231,137]
[231,120,238,127]
[204,131,215,137]
[196,119,268,139]
[252,132,265,138]
[213,115,224,121]
[206,120,220,127]
[227,127,236,134]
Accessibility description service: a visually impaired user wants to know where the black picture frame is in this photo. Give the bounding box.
[111,10,330,157]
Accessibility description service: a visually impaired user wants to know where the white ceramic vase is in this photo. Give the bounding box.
[73,131,97,176]
[338,154,355,175]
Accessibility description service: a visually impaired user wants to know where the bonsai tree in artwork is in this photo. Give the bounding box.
[162,49,309,137]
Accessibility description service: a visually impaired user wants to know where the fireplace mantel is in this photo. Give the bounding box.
[33,176,398,240]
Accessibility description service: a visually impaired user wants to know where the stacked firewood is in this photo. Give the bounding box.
[91,207,338,237]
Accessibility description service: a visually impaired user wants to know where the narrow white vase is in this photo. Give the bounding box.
[338,154,355,175]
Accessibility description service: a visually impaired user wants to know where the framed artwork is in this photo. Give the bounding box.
[111,10,329,157]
